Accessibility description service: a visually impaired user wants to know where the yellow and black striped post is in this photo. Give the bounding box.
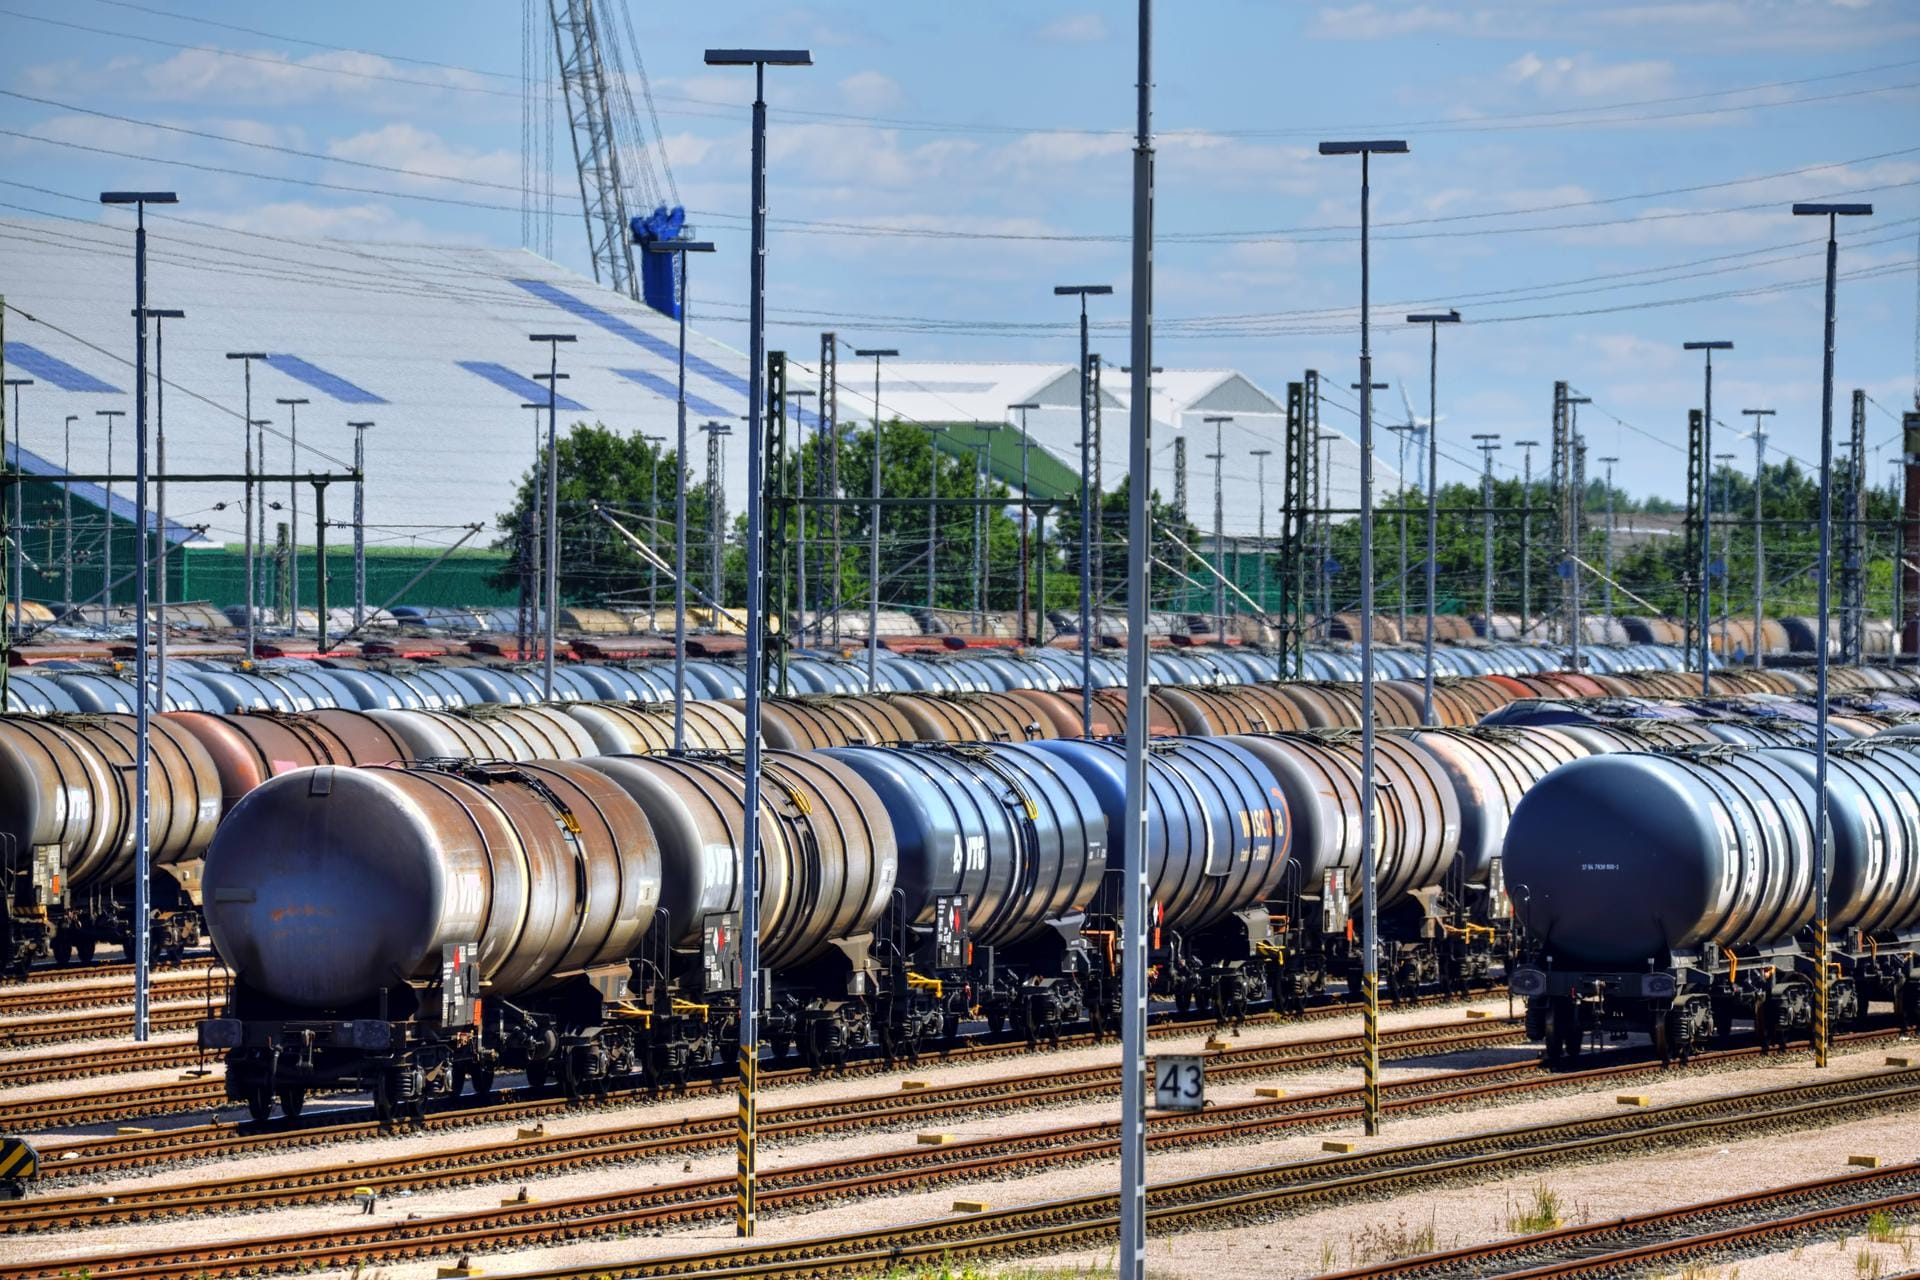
[1813,918,1829,1068]
[736,1046,757,1236]
[1361,970,1381,1134]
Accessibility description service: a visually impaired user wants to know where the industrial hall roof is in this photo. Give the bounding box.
[0,214,785,559]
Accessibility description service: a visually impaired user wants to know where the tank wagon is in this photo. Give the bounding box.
[1505,740,1920,1063]
[199,725,1588,1119]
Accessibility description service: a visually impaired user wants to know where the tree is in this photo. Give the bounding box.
[492,422,714,608]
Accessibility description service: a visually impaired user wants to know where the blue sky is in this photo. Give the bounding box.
[3,0,1917,502]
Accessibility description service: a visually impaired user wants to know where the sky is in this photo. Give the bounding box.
[3,0,1918,505]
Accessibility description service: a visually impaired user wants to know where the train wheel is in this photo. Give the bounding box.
[525,1062,551,1090]
[471,1067,495,1102]
[245,1086,273,1124]
[51,939,72,968]
[277,1087,306,1120]
[372,1078,395,1127]
[75,937,97,965]
[1651,1017,1672,1068]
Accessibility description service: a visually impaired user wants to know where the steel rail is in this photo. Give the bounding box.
[20,1070,1917,1280]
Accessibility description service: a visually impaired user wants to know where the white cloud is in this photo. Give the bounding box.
[1036,13,1110,43]
[838,70,905,113]
[325,125,517,190]
[136,47,492,108]
[1311,4,1467,39]
[194,200,440,241]
[1505,51,1675,99]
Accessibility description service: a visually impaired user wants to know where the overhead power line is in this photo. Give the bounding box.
[40,1,1920,139]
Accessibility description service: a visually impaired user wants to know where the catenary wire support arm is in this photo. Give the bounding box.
[318,524,485,654]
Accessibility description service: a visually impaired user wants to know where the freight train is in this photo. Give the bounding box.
[1505,732,1920,1064]
[192,717,1639,1124]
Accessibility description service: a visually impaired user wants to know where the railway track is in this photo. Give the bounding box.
[0,974,220,1017]
[16,1015,1515,1161]
[0,991,1509,1131]
[1320,1163,1920,1278]
[0,1003,204,1051]
[0,1039,208,1089]
[5,1019,1527,1227]
[8,956,215,988]
[11,1065,1916,1280]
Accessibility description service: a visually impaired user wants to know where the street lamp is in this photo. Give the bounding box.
[529,332,577,700]
[101,186,175,1044]
[1055,284,1112,733]
[1683,340,1734,690]
[1742,408,1776,668]
[1406,309,1459,726]
[1793,198,1872,1069]
[139,309,184,705]
[1319,136,1407,1139]
[704,43,811,1241]
[641,234,716,748]
[854,347,898,687]
[275,397,309,628]
[224,351,268,659]
[1010,401,1042,643]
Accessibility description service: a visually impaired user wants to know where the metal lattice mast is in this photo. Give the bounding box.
[548,0,640,297]
[702,421,729,611]
[1844,389,1867,662]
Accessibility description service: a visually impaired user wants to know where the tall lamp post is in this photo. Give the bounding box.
[1683,340,1734,690]
[275,398,309,627]
[3,377,32,634]
[1793,198,1871,1069]
[529,332,577,700]
[94,409,125,625]
[1119,4,1156,1273]
[1203,414,1232,641]
[1406,309,1458,725]
[224,352,266,659]
[1010,401,1041,643]
[642,234,716,750]
[1054,284,1112,733]
[100,187,176,1042]
[1742,408,1775,668]
[704,45,811,1241]
[1319,136,1407,1141]
[854,347,898,687]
